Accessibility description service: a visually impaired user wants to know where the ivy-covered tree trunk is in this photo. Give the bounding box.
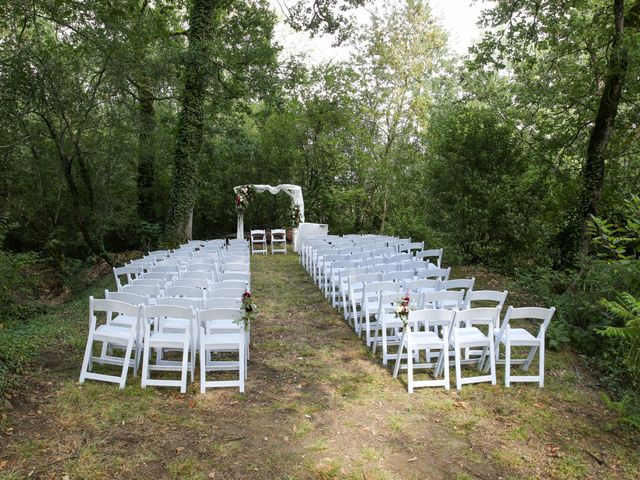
[166,0,221,244]
[558,0,640,264]
[136,78,157,224]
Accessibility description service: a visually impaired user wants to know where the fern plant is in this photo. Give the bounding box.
[598,292,640,387]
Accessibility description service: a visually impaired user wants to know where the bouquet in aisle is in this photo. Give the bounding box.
[394,294,415,327]
[237,291,257,330]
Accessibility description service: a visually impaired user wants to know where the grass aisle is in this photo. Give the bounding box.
[0,252,638,479]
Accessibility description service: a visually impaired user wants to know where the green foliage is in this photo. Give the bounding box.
[0,216,41,322]
[601,391,640,431]
[588,195,640,260]
[515,259,640,392]
[425,100,542,268]
[598,292,640,387]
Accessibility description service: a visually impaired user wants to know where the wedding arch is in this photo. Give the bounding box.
[233,184,305,241]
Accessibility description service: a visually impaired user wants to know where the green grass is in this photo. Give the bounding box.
[1,251,639,480]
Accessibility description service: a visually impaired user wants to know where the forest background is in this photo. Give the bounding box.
[1,0,639,425]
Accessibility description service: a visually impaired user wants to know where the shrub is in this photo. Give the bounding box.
[0,215,40,322]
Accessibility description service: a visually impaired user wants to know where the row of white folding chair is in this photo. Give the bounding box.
[341,268,454,324]
[317,251,412,292]
[356,282,475,347]
[315,248,442,291]
[80,298,246,393]
[304,234,414,267]
[119,260,248,288]
[372,291,553,390]
[390,304,555,391]
[371,289,494,366]
[328,260,446,303]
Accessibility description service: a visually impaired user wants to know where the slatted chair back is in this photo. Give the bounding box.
[121,284,161,299]
[405,279,440,294]
[113,265,144,290]
[419,267,451,281]
[465,290,508,319]
[423,290,464,310]
[208,288,245,299]
[165,285,206,300]
[415,248,443,268]
[203,297,242,310]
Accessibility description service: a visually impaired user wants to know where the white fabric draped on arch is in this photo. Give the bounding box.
[233,184,305,240]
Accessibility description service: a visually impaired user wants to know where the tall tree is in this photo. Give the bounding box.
[166,0,222,244]
[474,0,640,265]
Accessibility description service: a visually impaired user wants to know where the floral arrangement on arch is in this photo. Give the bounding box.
[289,204,302,228]
[394,294,416,327]
[235,185,256,214]
[235,291,257,331]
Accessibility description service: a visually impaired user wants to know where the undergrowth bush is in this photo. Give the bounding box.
[0,215,41,321]
[516,258,640,428]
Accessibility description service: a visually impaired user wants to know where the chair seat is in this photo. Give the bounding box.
[111,314,137,328]
[148,331,189,347]
[94,325,134,342]
[201,333,242,348]
[457,326,483,337]
[503,328,538,344]
[411,331,445,348]
[454,329,489,346]
[160,317,190,331]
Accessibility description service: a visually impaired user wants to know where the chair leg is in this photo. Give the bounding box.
[119,338,134,389]
[200,342,206,394]
[381,329,388,364]
[505,336,511,388]
[454,341,462,391]
[180,339,189,394]
[406,337,414,393]
[79,333,94,383]
[393,332,405,379]
[539,339,545,388]
[488,337,496,386]
[239,338,246,393]
[443,348,450,390]
[141,337,151,389]
[522,345,539,371]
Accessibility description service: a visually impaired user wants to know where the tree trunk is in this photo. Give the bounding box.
[166,0,221,245]
[40,116,114,265]
[557,0,640,265]
[136,77,157,224]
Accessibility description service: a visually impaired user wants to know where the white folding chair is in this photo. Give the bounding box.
[393,309,454,392]
[198,308,246,393]
[492,306,555,387]
[250,229,267,255]
[448,307,500,390]
[348,273,381,332]
[462,290,508,360]
[415,248,443,268]
[79,297,141,389]
[141,304,195,393]
[271,228,287,254]
[113,265,143,291]
[360,281,400,346]
[419,267,451,281]
[372,291,423,365]
[222,263,250,273]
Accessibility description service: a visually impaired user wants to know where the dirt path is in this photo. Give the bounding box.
[1,253,638,479]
